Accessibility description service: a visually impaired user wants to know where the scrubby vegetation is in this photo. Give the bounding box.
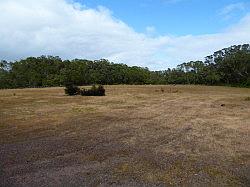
[65,84,105,96]
[64,84,80,96]
[0,44,249,88]
[245,96,250,101]
[80,85,105,96]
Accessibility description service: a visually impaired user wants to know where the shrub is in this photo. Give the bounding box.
[65,84,80,96]
[80,85,105,96]
[245,97,250,101]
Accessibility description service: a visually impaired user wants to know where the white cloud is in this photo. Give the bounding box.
[219,2,247,20]
[146,26,157,37]
[220,3,245,16]
[0,0,250,70]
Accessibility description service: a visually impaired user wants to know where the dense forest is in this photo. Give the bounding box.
[0,44,249,89]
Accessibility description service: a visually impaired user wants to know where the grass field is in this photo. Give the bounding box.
[0,85,250,186]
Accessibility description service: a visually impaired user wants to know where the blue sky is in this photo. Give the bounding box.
[0,0,250,69]
[79,0,250,35]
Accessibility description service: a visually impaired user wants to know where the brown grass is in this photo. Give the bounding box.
[0,85,250,186]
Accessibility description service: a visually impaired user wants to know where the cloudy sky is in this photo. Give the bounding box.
[0,0,250,70]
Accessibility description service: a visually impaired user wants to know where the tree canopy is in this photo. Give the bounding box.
[0,44,249,89]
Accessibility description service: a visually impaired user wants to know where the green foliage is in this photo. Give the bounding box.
[64,84,105,96]
[80,85,105,96]
[65,84,80,96]
[0,44,249,89]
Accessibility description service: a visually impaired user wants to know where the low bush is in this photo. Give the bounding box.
[65,84,80,96]
[65,84,105,96]
[81,85,105,96]
[245,96,250,101]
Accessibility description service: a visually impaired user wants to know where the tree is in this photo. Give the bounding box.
[1,44,249,89]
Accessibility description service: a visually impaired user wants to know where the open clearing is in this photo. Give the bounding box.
[0,85,250,186]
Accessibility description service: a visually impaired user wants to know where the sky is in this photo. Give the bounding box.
[0,0,250,70]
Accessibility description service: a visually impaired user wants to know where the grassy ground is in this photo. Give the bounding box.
[0,85,250,186]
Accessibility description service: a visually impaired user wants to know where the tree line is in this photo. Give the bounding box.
[0,44,249,89]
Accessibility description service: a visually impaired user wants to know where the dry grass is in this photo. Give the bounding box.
[0,85,250,186]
